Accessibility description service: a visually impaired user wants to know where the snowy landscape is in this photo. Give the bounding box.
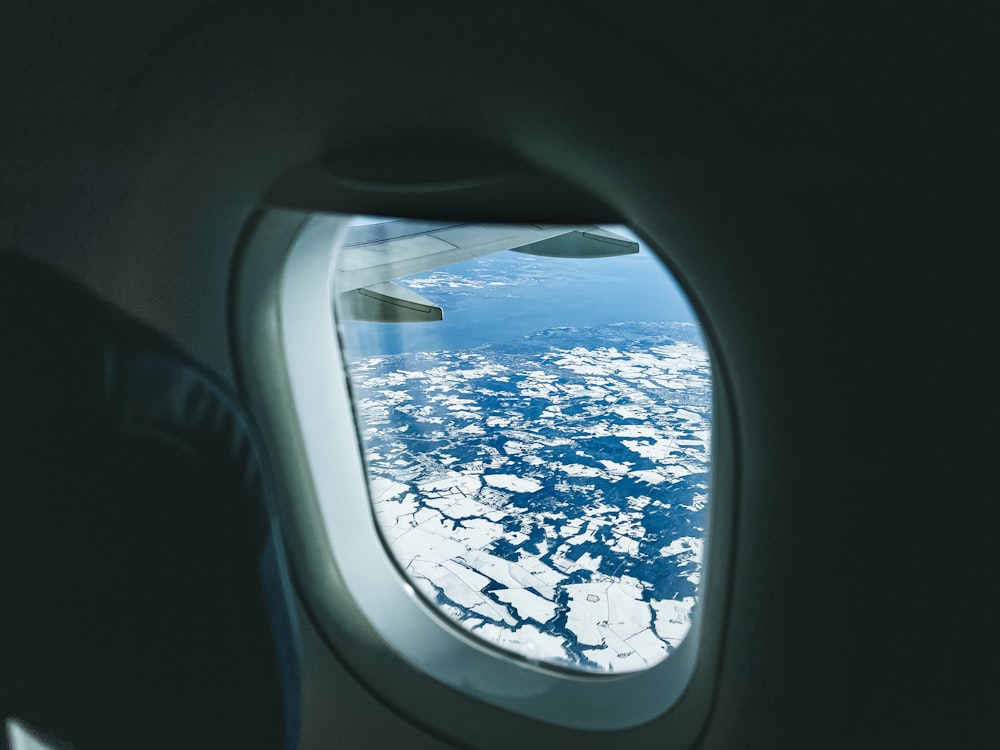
[347,320,711,672]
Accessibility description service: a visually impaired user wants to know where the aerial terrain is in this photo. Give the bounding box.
[340,232,712,672]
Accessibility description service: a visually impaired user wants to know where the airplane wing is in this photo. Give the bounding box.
[336,221,638,322]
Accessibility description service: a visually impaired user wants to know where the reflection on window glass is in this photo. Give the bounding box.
[335,217,711,673]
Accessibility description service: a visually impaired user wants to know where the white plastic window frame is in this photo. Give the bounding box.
[275,211,712,730]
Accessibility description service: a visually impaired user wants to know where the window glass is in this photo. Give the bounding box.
[335,218,711,673]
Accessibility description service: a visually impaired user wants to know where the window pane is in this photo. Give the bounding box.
[335,218,711,673]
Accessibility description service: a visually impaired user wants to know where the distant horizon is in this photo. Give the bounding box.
[338,222,699,358]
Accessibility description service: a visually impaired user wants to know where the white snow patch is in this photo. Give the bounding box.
[493,588,557,624]
[483,474,542,493]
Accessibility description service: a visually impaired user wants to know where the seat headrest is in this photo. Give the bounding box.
[0,251,300,750]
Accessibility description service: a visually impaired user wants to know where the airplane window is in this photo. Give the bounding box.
[334,216,711,674]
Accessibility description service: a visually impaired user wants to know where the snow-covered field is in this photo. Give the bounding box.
[348,322,711,673]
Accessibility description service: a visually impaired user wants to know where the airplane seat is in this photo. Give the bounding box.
[0,250,300,750]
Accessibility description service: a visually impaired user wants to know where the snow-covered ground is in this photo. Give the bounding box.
[349,322,711,673]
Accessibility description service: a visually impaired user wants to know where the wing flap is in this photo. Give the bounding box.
[338,281,443,323]
[509,228,639,258]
